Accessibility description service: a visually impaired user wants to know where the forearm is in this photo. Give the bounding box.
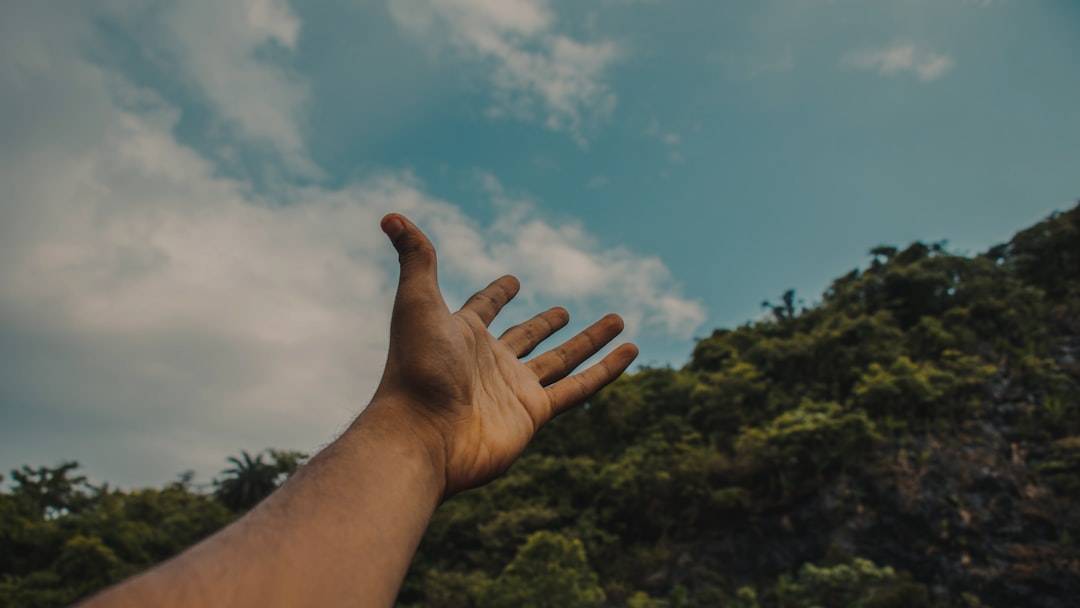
[82,400,443,608]
[80,214,635,607]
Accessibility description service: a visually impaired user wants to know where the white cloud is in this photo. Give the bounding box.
[388,0,620,143]
[844,43,955,82]
[0,2,700,486]
[480,185,705,337]
[99,0,315,175]
[0,21,384,481]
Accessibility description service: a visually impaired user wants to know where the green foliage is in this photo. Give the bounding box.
[53,535,122,592]
[1013,354,1080,437]
[213,448,307,512]
[734,400,879,497]
[5,203,1079,607]
[0,463,232,607]
[625,591,660,608]
[409,569,490,608]
[477,531,605,608]
[1035,436,1080,498]
[852,353,994,425]
[772,557,931,608]
[689,361,771,441]
[5,462,92,520]
[596,432,730,540]
[732,586,760,608]
[1006,205,1080,299]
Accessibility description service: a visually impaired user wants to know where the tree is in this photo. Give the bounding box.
[734,399,879,497]
[762,289,802,322]
[478,531,605,608]
[7,461,94,520]
[773,557,931,608]
[1,462,232,607]
[213,449,307,513]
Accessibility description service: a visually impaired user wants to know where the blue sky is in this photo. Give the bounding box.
[2,0,1078,487]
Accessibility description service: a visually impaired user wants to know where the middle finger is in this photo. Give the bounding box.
[527,313,625,385]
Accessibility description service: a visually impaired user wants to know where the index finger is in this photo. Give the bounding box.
[458,275,520,327]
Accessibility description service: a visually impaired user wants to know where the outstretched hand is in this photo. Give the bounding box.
[78,213,638,608]
[366,214,638,498]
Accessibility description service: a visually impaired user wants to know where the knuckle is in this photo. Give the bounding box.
[521,324,537,344]
[539,315,555,334]
[597,358,613,377]
[545,308,568,328]
[556,346,573,369]
[470,292,497,308]
[400,253,435,273]
[573,376,590,401]
[581,329,600,353]
[400,239,436,265]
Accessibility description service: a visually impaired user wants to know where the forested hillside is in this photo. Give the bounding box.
[3,205,1078,607]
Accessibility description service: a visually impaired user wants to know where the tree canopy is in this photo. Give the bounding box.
[3,203,1079,607]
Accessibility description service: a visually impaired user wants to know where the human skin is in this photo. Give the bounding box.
[81,214,639,607]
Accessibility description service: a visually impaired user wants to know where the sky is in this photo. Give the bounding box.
[2,0,1078,488]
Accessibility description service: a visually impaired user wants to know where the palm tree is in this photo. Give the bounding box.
[213,449,306,513]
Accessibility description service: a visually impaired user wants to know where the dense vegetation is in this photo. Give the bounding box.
[0,451,304,605]
[3,205,1078,607]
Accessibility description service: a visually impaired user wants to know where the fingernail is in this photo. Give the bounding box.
[381,216,405,239]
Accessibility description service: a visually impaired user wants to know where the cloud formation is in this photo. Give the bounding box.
[844,43,955,82]
[388,0,620,143]
[99,0,315,175]
[0,2,700,485]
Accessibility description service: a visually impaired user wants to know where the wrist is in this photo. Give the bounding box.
[345,397,449,503]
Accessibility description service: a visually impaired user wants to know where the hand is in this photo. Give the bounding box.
[78,212,633,608]
[366,214,638,498]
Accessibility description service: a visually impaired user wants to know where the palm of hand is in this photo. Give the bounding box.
[374,214,636,499]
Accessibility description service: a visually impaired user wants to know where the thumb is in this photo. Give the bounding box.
[381,213,442,307]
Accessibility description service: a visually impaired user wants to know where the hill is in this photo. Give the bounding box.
[401,202,1080,607]
[2,204,1078,607]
